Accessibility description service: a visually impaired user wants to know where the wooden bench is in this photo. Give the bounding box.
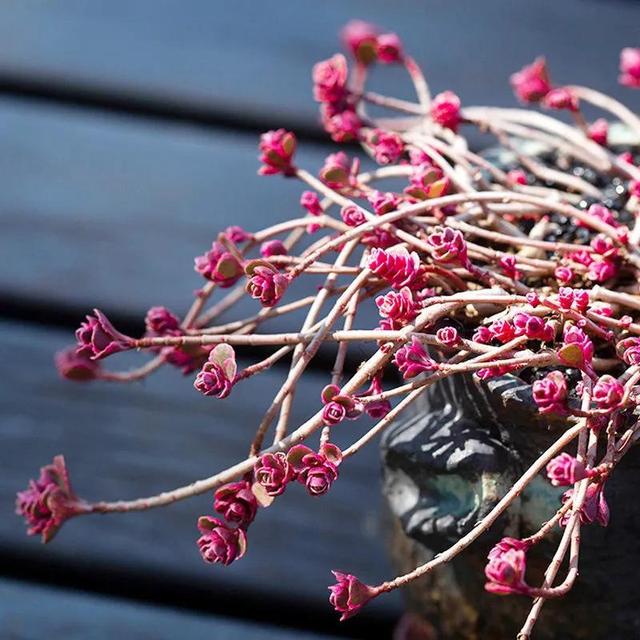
[0,2,638,637]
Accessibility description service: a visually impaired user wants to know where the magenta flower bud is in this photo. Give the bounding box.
[558,287,574,309]
[214,481,258,526]
[367,129,404,165]
[145,306,180,335]
[584,203,618,228]
[16,456,88,543]
[591,235,618,258]
[253,452,293,497]
[328,571,378,621]
[532,371,568,415]
[592,374,624,409]
[618,337,640,365]
[559,325,594,371]
[510,57,551,103]
[341,204,367,227]
[193,344,237,399]
[405,164,449,201]
[356,376,391,419]
[554,266,574,285]
[489,319,516,344]
[394,336,439,379]
[619,47,640,88]
[197,516,247,565]
[430,91,462,132]
[375,287,417,324]
[313,53,348,104]
[321,105,363,143]
[488,537,530,561]
[526,292,540,307]
[260,239,287,258]
[287,443,342,497]
[499,255,518,279]
[546,452,587,487]
[542,86,579,112]
[561,483,609,527]
[436,326,460,347]
[587,118,608,146]
[224,225,253,244]
[55,347,100,382]
[319,151,353,189]
[368,190,401,215]
[484,547,530,595]
[476,365,516,380]
[75,309,135,361]
[588,259,617,283]
[194,242,244,288]
[427,226,468,265]
[507,169,528,185]
[376,32,403,64]
[245,260,290,307]
[258,129,297,176]
[513,312,554,341]
[368,246,420,289]
[473,326,493,344]
[340,20,379,65]
[300,190,323,216]
[322,400,351,426]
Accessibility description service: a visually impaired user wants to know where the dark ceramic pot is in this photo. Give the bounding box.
[381,129,640,639]
[381,373,640,639]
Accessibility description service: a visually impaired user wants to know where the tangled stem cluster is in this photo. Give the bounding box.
[18,20,640,638]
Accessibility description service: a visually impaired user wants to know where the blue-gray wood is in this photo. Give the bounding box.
[0,320,401,618]
[0,578,340,639]
[0,0,637,131]
[0,98,333,318]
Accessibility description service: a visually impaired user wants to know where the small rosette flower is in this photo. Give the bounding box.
[376,33,403,64]
[253,452,294,497]
[312,53,348,104]
[194,241,244,288]
[341,20,379,65]
[592,375,624,409]
[619,48,640,88]
[561,483,609,527]
[510,57,551,103]
[145,306,180,335]
[16,456,87,543]
[320,384,363,426]
[193,344,237,399]
[319,151,354,189]
[75,309,135,360]
[55,348,101,382]
[436,326,460,347]
[260,239,287,258]
[427,227,468,265]
[512,312,554,342]
[366,129,404,165]
[588,118,608,146]
[484,547,530,596]
[430,91,462,132]
[214,480,258,527]
[546,453,587,487]
[532,371,568,415]
[368,246,420,289]
[197,516,247,565]
[394,337,439,379]
[542,87,579,112]
[258,129,297,176]
[287,442,343,497]
[328,571,378,621]
[245,260,290,307]
[375,287,417,324]
[558,324,594,372]
[617,337,640,365]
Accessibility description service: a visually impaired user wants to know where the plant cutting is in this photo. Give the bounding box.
[17,20,640,639]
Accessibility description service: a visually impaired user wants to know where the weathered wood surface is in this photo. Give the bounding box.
[0,578,340,639]
[0,98,335,321]
[0,320,401,626]
[0,1,638,132]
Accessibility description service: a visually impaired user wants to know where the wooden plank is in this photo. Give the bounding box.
[0,320,402,620]
[0,97,336,323]
[0,578,340,639]
[0,1,637,130]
